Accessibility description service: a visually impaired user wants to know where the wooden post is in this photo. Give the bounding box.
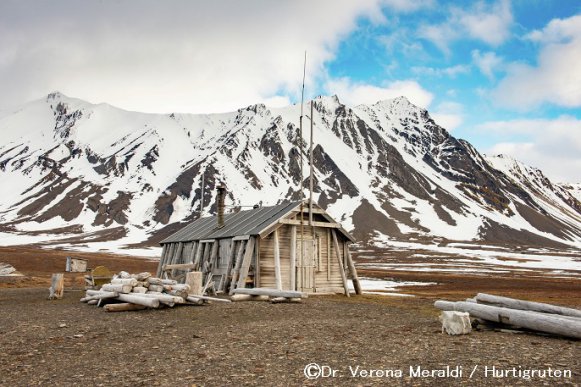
[221,240,237,292]
[208,241,219,275]
[331,230,350,297]
[185,271,203,296]
[171,242,184,277]
[345,246,362,295]
[188,241,198,264]
[229,240,247,295]
[290,225,296,291]
[235,237,256,290]
[48,273,64,300]
[273,229,282,290]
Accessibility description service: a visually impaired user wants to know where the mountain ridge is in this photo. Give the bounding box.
[0,92,580,253]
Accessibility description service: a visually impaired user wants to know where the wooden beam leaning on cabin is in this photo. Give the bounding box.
[193,242,204,271]
[229,240,247,295]
[331,229,350,297]
[219,239,238,292]
[171,242,184,277]
[290,225,297,291]
[157,244,169,277]
[273,229,282,290]
[344,244,362,295]
[235,237,256,290]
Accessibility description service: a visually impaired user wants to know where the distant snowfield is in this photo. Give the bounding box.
[349,277,436,297]
[358,239,581,275]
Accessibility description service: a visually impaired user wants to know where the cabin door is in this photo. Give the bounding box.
[296,239,316,292]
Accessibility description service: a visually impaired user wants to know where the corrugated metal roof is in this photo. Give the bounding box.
[160,201,302,243]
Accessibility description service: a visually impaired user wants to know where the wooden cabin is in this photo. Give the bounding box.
[157,188,361,296]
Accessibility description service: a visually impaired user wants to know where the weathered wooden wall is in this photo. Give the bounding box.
[258,224,346,293]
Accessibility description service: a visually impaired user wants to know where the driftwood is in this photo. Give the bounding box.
[233,287,307,299]
[435,300,581,339]
[101,283,133,294]
[87,300,98,305]
[230,294,270,302]
[80,291,118,302]
[475,293,581,318]
[116,294,160,308]
[185,272,203,295]
[186,295,232,303]
[270,297,302,304]
[104,303,147,312]
[48,273,64,300]
[111,278,138,287]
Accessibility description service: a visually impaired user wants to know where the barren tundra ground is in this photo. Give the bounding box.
[0,246,579,386]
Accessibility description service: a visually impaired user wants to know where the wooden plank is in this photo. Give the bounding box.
[235,237,256,290]
[327,229,331,281]
[279,219,340,228]
[208,241,219,274]
[233,287,307,298]
[163,263,196,271]
[193,241,204,271]
[200,239,217,243]
[257,203,302,238]
[474,293,581,318]
[232,235,250,241]
[171,242,184,277]
[273,229,282,290]
[435,301,581,339]
[116,294,160,308]
[229,240,246,295]
[331,229,350,297]
[187,241,198,264]
[345,246,362,295]
[187,295,232,303]
[290,225,296,291]
[157,244,168,277]
[220,240,237,292]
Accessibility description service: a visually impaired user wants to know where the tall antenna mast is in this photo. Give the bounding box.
[299,51,306,289]
[309,100,314,226]
[199,169,205,219]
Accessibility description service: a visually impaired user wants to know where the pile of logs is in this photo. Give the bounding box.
[80,271,230,312]
[435,293,581,339]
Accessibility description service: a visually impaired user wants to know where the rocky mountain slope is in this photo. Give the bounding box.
[0,92,580,251]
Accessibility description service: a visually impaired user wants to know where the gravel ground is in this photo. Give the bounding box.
[0,288,579,386]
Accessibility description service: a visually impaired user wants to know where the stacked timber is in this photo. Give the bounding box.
[435,293,581,339]
[80,270,231,312]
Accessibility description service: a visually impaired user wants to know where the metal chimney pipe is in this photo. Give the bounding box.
[216,184,226,228]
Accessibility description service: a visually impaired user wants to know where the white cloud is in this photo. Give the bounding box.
[480,116,581,182]
[411,64,470,78]
[324,78,434,108]
[471,50,503,79]
[419,0,513,54]
[430,101,464,131]
[492,14,581,109]
[0,0,388,114]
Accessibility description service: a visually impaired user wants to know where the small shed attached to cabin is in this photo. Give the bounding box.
[157,191,361,296]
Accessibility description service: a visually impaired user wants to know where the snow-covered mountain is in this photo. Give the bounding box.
[0,92,580,252]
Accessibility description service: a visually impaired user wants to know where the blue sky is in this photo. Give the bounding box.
[0,0,580,181]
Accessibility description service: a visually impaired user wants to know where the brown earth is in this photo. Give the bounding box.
[0,246,579,386]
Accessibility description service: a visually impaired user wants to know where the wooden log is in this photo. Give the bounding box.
[230,294,270,302]
[104,303,147,312]
[136,272,152,281]
[233,287,307,299]
[434,301,581,339]
[187,295,232,303]
[148,284,164,293]
[474,293,581,318]
[116,294,160,308]
[185,272,203,296]
[345,248,362,295]
[229,240,246,295]
[236,237,256,290]
[87,300,98,305]
[133,292,185,305]
[331,230,350,297]
[111,278,138,287]
[48,273,65,300]
[101,284,133,294]
[132,286,148,294]
[290,225,296,291]
[270,297,302,304]
[273,229,282,290]
[80,291,118,302]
